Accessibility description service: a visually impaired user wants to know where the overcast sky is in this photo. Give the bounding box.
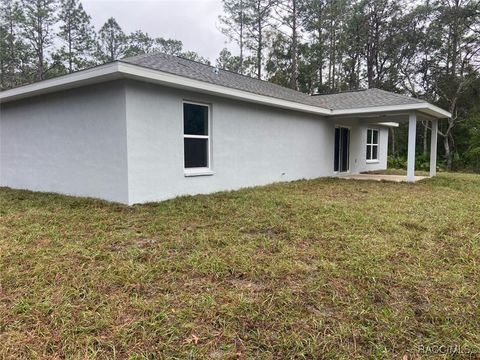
[82,0,234,62]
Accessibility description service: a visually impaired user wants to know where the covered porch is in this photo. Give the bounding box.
[333,108,445,182]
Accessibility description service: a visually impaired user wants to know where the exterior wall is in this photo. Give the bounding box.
[125,81,389,204]
[0,81,129,203]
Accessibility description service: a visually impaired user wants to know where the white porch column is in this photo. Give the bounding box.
[430,119,438,177]
[407,111,417,182]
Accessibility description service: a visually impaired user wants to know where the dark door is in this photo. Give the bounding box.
[334,127,350,172]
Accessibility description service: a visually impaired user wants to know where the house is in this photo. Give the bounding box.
[0,52,451,205]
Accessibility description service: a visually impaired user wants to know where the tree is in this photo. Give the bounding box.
[124,30,155,57]
[219,0,247,73]
[124,32,185,57]
[244,0,276,79]
[19,0,57,80]
[96,17,127,62]
[58,0,95,72]
[156,38,183,55]
[360,0,402,89]
[216,48,242,72]
[265,31,292,86]
[300,0,328,92]
[272,0,302,89]
[0,0,29,88]
[180,51,210,65]
[427,0,479,169]
[340,1,365,90]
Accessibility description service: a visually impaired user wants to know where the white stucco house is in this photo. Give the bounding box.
[0,52,451,205]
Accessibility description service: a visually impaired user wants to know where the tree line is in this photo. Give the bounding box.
[217,0,480,171]
[1,0,479,171]
[0,0,209,88]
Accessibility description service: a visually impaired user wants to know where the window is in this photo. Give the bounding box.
[183,102,210,171]
[366,129,379,161]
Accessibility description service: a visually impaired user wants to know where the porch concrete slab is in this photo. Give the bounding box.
[338,174,428,183]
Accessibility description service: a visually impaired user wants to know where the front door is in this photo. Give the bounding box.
[334,127,350,173]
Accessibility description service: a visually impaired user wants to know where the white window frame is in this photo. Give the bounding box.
[183,100,213,176]
[366,128,379,163]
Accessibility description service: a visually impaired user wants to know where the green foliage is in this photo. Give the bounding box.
[19,0,57,80]
[216,48,242,72]
[415,153,431,171]
[1,0,209,87]
[218,0,480,171]
[387,155,407,169]
[96,17,126,62]
[388,153,440,172]
[57,0,96,72]
[180,51,210,65]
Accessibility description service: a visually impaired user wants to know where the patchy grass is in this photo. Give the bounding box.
[1,173,479,359]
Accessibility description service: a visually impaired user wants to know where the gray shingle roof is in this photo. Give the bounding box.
[310,88,426,110]
[120,52,425,111]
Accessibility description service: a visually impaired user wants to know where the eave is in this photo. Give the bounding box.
[0,61,452,119]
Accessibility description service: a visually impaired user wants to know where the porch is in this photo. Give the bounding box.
[333,109,445,182]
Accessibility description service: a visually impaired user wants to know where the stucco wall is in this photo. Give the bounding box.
[0,79,389,205]
[125,81,389,204]
[0,81,129,203]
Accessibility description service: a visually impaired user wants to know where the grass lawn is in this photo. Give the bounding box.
[1,173,479,359]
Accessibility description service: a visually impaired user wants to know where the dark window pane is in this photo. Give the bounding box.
[184,138,208,168]
[372,130,378,144]
[366,145,371,160]
[367,129,372,144]
[372,145,378,160]
[334,128,340,171]
[184,103,208,135]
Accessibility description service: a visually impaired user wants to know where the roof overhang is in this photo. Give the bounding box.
[0,61,452,119]
[329,102,451,119]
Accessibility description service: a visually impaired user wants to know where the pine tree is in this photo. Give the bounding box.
[156,38,183,55]
[219,0,247,73]
[216,47,242,72]
[58,0,95,72]
[96,17,127,62]
[273,0,301,89]
[0,0,27,88]
[300,0,328,92]
[124,30,155,57]
[180,51,210,65]
[19,0,57,80]
[244,0,275,79]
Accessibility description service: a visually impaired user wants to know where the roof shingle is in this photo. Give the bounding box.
[120,52,426,111]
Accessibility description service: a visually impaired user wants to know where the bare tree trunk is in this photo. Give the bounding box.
[444,133,452,171]
[289,0,298,90]
[390,127,396,155]
[257,22,262,79]
[317,28,323,87]
[256,0,262,80]
[423,122,428,156]
[239,0,244,74]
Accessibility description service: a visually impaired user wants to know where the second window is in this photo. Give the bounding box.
[366,129,379,161]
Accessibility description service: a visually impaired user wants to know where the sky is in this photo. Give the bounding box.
[82,0,234,62]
